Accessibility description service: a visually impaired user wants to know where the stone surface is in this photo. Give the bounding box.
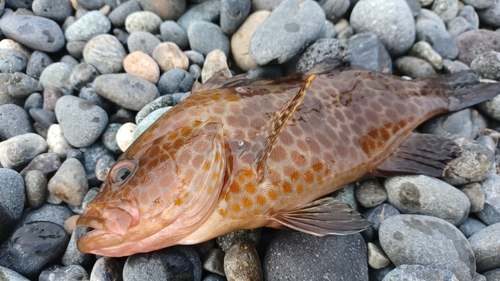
[383,264,459,281]
[409,41,443,70]
[39,62,73,95]
[396,56,437,78]
[47,158,88,206]
[0,103,34,139]
[468,223,500,272]
[39,265,89,281]
[123,51,160,83]
[221,0,251,34]
[157,69,194,96]
[454,30,500,65]
[83,34,127,74]
[152,42,189,72]
[108,0,141,26]
[470,51,500,80]
[201,49,231,83]
[355,180,387,208]
[0,133,47,169]
[347,32,392,73]
[476,174,500,225]
[160,20,189,50]
[177,0,221,31]
[188,21,230,57]
[224,242,262,281]
[64,10,111,42]
[459,217,487,238]
[0,168,25,240]
[24,170,47,209]
[135,0,185,21]
[416,19,459,59]
[127,31,161,56]
[90,257,123,281]
[125,11,162,34]
[295,38,348,73]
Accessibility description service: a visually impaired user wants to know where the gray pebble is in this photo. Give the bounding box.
[454,29,500,65]
[39,62,73,95]
[189,64,202,80]
[47,157,88,206]
[319,0,350,22]
[249,0,325,64]
[95,154,115,181]
[134,107,171,139]
[0,133,47,169]
[383,264,459,281]
[24,170,47,209]
[81,142,112,187]
[101,123,121,154]
[61,54,79,67]
[65,10,111,42]
[0,266,30,281]
[458,217,487,238]
[127,31,161,56]
[420,109,479,140]
[0,49,27,73]
[447,16,474,38]
[93,73,160,111]
[347,32,392,74]
[188,21,230,57]
[66,41,86,59]
[177,0,221,31]
[0,100,33,137]
[476,174,500,225]
[16,203,73,229]
[246,65,283,79]
[458,5,480,29]
[442,59,470,74]
[224,242,262,281]
[125,11,162,33]
[295,38,348,73]
[70,63,99,91]
[55,95,108,148]
[251,0,285,11]
[108,0,141,26]
[61,226,93,268]
[0,15,65,52]
[355,180,387,208]
[160,20,189,50]
[221,0,251,34]
[350,0,415,57]
[317,20,336,39]
[203,274,226,281]
[135,95,175,124]
[379,214,475,281]
[331,183,359,211]
[462,0,495,9]
[184,50,205,66]
[468,222,500,272]
[0,72,43,99]
[29,108,56,131]
[385,175,470,225]
[83,34,126,74]
[202,248,225,276]
[416,19,458,59]
[444,138,494,186]
[216,229,261,253]
[483,268,500,280]
[264,231,368,281]
[459,182,485,213]
[0,168,25,240]
[475,135,495,153]
[396,56,436,78]
[477,0,500,28]
[19,152,61,177]
[32,0,73,22]
[79,86,112,113]
[26,50,52,79]
[81,187,99,212]
[39,265,89,281]
[76,0,104,9]
[24,93,43,112]
[431,0,458,23]
[90,257,123,281]
[157,68,194,96]
[363,203,400,233]
[470,51,500,80]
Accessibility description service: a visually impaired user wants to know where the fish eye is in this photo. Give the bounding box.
[115,168,131,182]
[110,160,136,184]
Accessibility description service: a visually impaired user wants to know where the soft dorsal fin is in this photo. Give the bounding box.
[239,74,316,180]
[372,133,461,178]
[270,197,370,235]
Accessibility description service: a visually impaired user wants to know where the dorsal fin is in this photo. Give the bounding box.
[192,71,244,92]
[239,74,316,180]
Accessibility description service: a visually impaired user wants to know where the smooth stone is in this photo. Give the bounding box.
[184,51,204,66]
[125,11,162,33]
[177,0,221,31]
[367,242,390,270]
[0,39,31,60]
[28,109,53,129]
[0,133,47,169]
[101,123,121,154]
[231,10,270,71]
[264,231,368,281]
[379,214,475,281]
[93,73,160,111]
[396,56,436,79]
[0,72,43,98]
[454,29,500,65]
[39,62,72,95]
[43,87,62,111]
[409,41,443,70]
[216,229,261,253]
[75,0,104,9]
[479,94,500,122]
[355,180,387,209]
[476,174,500,225]
[319,0,350,22]
[251,0,286,10]
[224,242,262,281]
[26,50,52,79]
[416,19,459,59]
[32,0,73,21]
[0,103,34,139]
[0,49,26,73]
[431,0,458,23]
[457,5,480,29]
[447,16,473,38]
[123,51,160,83]
[70,62,99,91]
[468,223,500,272]
[133,107,170,140]
[331,183,359,211]
[39,265,89,281]
[24,93,42,113]
[0,266,30,281]
[201,49,231,83]
[383,264,459,280]
[134,95,173,124]
[116,122,137,151]
[48,158,88,206]
[202,248,225,276]
[459,217,487,238]
[65,10,111,42]
[24,170,47,209]
[46,124,73,159]
[127,30,161,57]
[350,0,415,57]
[108,0,141,26]
[477,0,500,28]
[188,21,230,57]
[189,64,202,80]
[157,69,194,96]
[295,38,348,73]
[420,108,480,140]
[135,0,185,21]
[443,138,494,185]
[417,8,447,29]
[245,65,283,79]
[160,20,189,50]
[462,0,495,9]
[0,15,65,52]
[152,42,189,71]
[363,203,401,233]
[90,257,123,281]
[83,34,126,74]
[249,0,325,64]
[61,226,93,268]
[19,152,61,177]
[347,32,392,73]
[459,182,485,213]
[470,51,500,80]
[0,168,25,240]
[16,203,73,229]
[220,0,251,34]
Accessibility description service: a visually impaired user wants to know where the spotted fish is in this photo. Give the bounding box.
[77,66,500,256]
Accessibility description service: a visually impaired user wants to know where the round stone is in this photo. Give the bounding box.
[133,107,170,140]
[220,0,251,34]
[476,174,500,225]
[363,203,401,232]
[462,0,495,9]
[0,133,48,169]
[224,242,262,281]
[201,49,231,83]
[470,51,500,80]
[39,62,73,95]
[458,217,487,238]
[454,30,500,65]
[420,109,479,140]
[101,123,121,154]
[0,266,30,281]
[0,72,43,99]
[459,182,485,213]
[409,41,443,70]
[108,0,141,26]
[135,0,185,21]
[127,31,162,57]
[383,264,459,280]
[160,20,189,50]
[125,11,162,34]
[46,124,73,159]
[355,180,387,208]
[83,34,127,74]
[47,157,89,206]
[19,152,61,178]
[90,257,123,281]
[157,69,194,96]
[177,0,221,31]
[116,122,137,152]
[367,242,390,270]
[26,50,53,79]
[202,248,225,276]
[95,154,115,181]
[65,10,111,42]
[395,56,437,78]
[70,63,99,91]
[0,168,25,240]
[135,95,175,125]
[39,265,89,281]
[31,0,72,21]
[61,225,93,267]
[431,0,458,23]
[123,51,160,83]
[477,0,500,27]
[0,103,34,139]
[0,49,27,73]
[152,42,189,72]
[416,19,459,60]
[319,0,351,22]
[187,21,230,57]
[25,170,47,209]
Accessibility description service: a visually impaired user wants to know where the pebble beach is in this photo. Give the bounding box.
[0,0,500,280]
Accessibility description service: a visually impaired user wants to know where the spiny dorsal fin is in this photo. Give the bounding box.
[240,74,316,180]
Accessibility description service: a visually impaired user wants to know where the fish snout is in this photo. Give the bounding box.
[77,200,140,236]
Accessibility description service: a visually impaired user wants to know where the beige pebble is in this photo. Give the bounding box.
[47,124,73,159]
[99,4,111,16]
[117,122,137,152]
[152,42,189,72]
[367,242,390,269]
[231,11,271,71]
[64,215,80,235]
[125,11,162,33]
[409,41,443,70]
[202,49,231,83]
[124,51,160,83]
[223,242,263,281]
[0,39,32,59]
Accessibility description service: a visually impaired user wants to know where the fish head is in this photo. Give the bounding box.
[77,120,227,256]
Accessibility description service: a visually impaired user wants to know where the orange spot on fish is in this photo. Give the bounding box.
[268,190,278,201]
[221,191,230,202]
[242,169,254,177]
[181,126,192,136]
[203,161,211,171]
[256,194,266,206]
[167,131,179,141]
[212,172,219,181]
[229,182,240,193]
[290,171,299,181]
[242,197,252,208]
[304,171,314,184]
[297,183,304,194]
[282,181,292,194]
[245,182,256,194]
[312,162,323,172]
[147,158,159,170]
[231,203,241,213]
[381,129,390,141]
[174,198,183,206]
[218,208,227,217]
[253,209,261,215]
[214,151,221,162]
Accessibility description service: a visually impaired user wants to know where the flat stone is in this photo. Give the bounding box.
[65,10,111,42]
[177,0,221,31]
[0,133,47,169]
[83,34,126,74]
[125,11,162,33]
[0,103,34,139]
[187,21,230,57]
[127,30,161,57]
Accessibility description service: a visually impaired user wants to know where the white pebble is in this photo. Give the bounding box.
[116,122,137,152]
[47,124,73,159]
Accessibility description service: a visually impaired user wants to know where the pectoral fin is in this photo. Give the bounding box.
[270,197,370,236]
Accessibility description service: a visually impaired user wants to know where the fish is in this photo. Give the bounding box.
[76,65,500,257]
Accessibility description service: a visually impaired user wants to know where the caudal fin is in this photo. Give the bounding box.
[442,71,500,111]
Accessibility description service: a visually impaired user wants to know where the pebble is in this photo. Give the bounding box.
[363,203,401,233]
[0,49,27,73]
[123,51,160,83]
[125,11,162,34]
[0,15,65,52]
[61,226,93,268]
[42,87,61,111]
[319,0,350,22]
[420,109,480,140]
[116,122,137,151]
[462,0,495,9]
[31,0,71,22]
[24,170,47,209]
[251,0,285,11]
[416,19,459,59]
[468,223,500,272]
[17,203,73,229]
[123,246,202,281]
[459,182,485,213]
[127,31,161,57]
[431,0,458,23]
[189,64,202,80]
[331,183,359,211]
[24,93,43,113]
[55,95,108,148]
[0,168,25,240]
[0,266,30,281]
[470,51,500,80]
[409,41,443,70]
[46,124,73,159]
[0,103,34,139]
[70,62,99,91]
[65,10,111,42]
[157,69,194,96]
[160,20,189,50]
[39,265,89,281]
[264,231,368,281]
[93,73,160,111]
[459,217,487,238]
[135,95,174,124]
[216,229,261,253]
[108,0,141,26]
[19,152,61,177]
[201,49,231,83]
[135,0,185,21]
[249,0,325,64]
[0,72,43,99]
[152,42,189,72]
[347,32,392,73]
[231,10,270,71]
[26,51,53,79]
[188,21,230,57]
[220,0,251,34]
[396,56,436,78]
[0,133,47,169]
[447,16,473,38]
[443,138,494,186]
[458,5,480,29]
[379,214,475,281]
[383,264,459,280]
[350,0,415,57]
[477,0,500,28]
[95,154,114,181]
[90,257,123,281]
[81,142,112,187]
[133,107,170,139]
[101,123,121,154]
[454,29,500,65]
[224,241,262,281]
[367,242,390,270]
[83,34,127,74]
[177,0,221,31]
[39,62,73,95]
[64,215,79,235]
[202,248,225,276]
[47,157,89,206]
[9,222,69,278]
[476,174,500,225]
[355,180,387,208]
[295,38,348,73]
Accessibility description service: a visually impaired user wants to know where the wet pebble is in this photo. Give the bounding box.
[379,214,475,281]
[107,0,141,26]
[152,42,189,71]
[65,10,111,42]
[202,49,231,83]
[83,34,127,74]
[93,73,160,111]
[24,170,47,209]
[17,203,73,230]
[468,222,500,272]
[202,248,225,276]
[396,56,436,78]
[347,32,392,73]
[454,29,500,65]
[0,104,34,139]
[458,217,487,238]
[476,174,500,225]
[61,226,93,268]
[355,180,387,208]
[409,41,443,70]
[0,168,25,240]
[160,20,189,50]
[383,264,459,280]
[39,264,89,281]
[158,68,194,96]
[459,182,485,213]
[47,157,89,206]
[220,0,251,34]
[416,19,459,59]
[224,241,262,281]
[0,133,47,169]
[26,51,53,79]
[470,51,500,80]
[116,122,137,151]
[216,229,261,253]
[177,0,221,31]
[19,152,61,177]
[123,51,160,83]
[295,38,348,73]
[264,231,368,281]
[188,21,230,57]
[90,257,123,281]
[125,11,162,33]
[0,49,27,73]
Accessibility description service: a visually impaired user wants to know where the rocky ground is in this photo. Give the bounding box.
[0,0,500,280]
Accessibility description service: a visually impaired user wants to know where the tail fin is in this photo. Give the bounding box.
[442,71,500,111]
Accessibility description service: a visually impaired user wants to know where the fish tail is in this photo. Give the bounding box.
[442,71,500,111]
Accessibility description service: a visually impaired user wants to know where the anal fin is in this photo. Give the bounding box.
[373,133,461,178]
[270,197,370,236]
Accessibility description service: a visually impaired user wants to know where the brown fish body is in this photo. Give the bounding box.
[77,67,499,256]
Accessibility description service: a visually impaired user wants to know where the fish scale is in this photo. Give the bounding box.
[77,66,500,257]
